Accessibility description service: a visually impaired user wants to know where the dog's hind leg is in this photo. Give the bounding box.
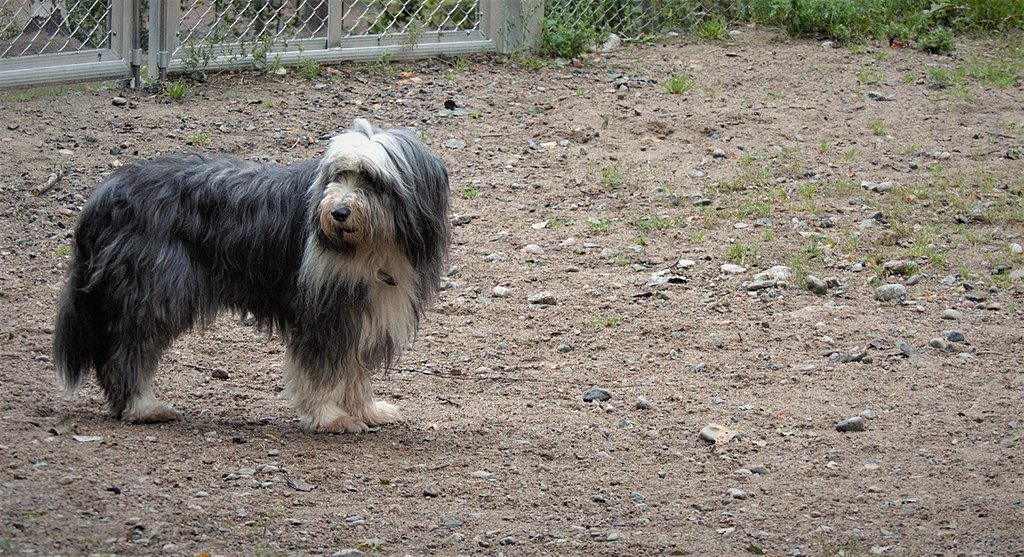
[97,336,180,423]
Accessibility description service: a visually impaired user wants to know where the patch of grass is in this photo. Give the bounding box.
[187,133,209,145]
[662,72,697,95]
[468,110,483,119]
[461,184,481,199]
[726,242,761,267]
[691,230,707,243]
[631,214,679,231]
[593,316,622,328]
[965,59,1020,88]
[600,164,625,189]
[298,57,322,81]
[819,139,831,154]
[917,26,955,54]
[166,80,187,101]
[842,147,858,164]
[575,86,587,97]
[365,51,396,78]
[56,245,71,256]
[869,119,887,136]
[586,217,613,233]
[695,16,728,40]
[856,67,885,85]
[538,18,599,59]
[763,91,786,101]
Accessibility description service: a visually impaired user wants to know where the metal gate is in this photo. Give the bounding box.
[0,0,140,89]
[0,1,540,90]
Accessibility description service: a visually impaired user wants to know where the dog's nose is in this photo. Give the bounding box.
[331,207,351,223]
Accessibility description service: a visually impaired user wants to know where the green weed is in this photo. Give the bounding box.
[662,72,697,95]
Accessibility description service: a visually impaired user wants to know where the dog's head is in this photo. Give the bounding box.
[312,119,450,270]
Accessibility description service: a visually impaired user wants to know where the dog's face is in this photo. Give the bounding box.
[316,170,383,250]
[313,126,406,252]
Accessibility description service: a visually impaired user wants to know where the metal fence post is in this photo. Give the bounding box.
[327,0,344,49]
[149,0,179,80]
[482,0,542,54]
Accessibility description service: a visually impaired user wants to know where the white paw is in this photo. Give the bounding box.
[124,400,181,423]
[319,414,370,434]
[362,400,401,426]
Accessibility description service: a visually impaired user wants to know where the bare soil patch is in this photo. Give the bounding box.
[1,28,1022,556]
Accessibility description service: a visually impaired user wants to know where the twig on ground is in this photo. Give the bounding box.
[31,166,63,196]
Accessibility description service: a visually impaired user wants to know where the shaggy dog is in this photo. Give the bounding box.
[53,119,450,433]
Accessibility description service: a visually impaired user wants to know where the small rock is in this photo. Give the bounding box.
[423,486,440,497]
[875,284,906,302]
[332,550,364,557]
[746,279,778,291]
[583,387,612,403]
[836,416,867,432]
[720,263,747,274]
[635,396,652,410]
[521,244,544,255]
[699,423,737,444]
[712,148,726,158]
[443,138,466,150]
[470,470,493,479]
[939,308,963,320]
[726,488,749,500]
[112,96,128,106]
[599,33,622,52]
[928,337,951,350]
[528,292,556,305]
[749,465,769,475]
[492,285,510,298]
[897,340,921,358]
[946,330,965,343]
[692,195,713,207]
[882,260,917,276]
[861,180,895,193]
[860,409,876,420]
[867,91,894,101]
[676,258,696,269]
[754,265,793,282]
[1010,243,1023,254]
[806,275,827,295]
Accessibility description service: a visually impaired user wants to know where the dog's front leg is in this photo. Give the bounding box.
[282,344,400,433]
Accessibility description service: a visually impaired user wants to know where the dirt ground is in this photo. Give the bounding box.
[1,28,1022,556]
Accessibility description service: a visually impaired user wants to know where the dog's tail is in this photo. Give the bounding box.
[53,245,105,395]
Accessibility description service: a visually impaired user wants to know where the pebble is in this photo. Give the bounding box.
[939,308,963,320]
[726,488,749,500]
[676,258,696,269]
[470,470,493,479]
[583,387,612,402]
[897,340,921,358]
[692,195,713,206]
[423,486,440,497]
[929,337,951,350]
[1010,243,1023,255]
[755,265,793,282]
[720,263,747,274]
[528,292,557,305]
[860,409,876,420]
[746,279,778,291]
[806,275,827,295]
[861,180,894,192]
[947,330,965,342]
[195,491,209,498]
[836,416,867,432]
[874,284,906,302]
[699,423,736,443]
[867,91,894,101]
[521,244,544,255]
[443,138,466,149]
[492,285,510,298]
[635,396,652,410]
[112,96,128,106]
[712,148,726,158]
[749,465,769,475]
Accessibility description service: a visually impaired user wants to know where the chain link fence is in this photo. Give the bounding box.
[544,0,744,39]
[1,0,735,89]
